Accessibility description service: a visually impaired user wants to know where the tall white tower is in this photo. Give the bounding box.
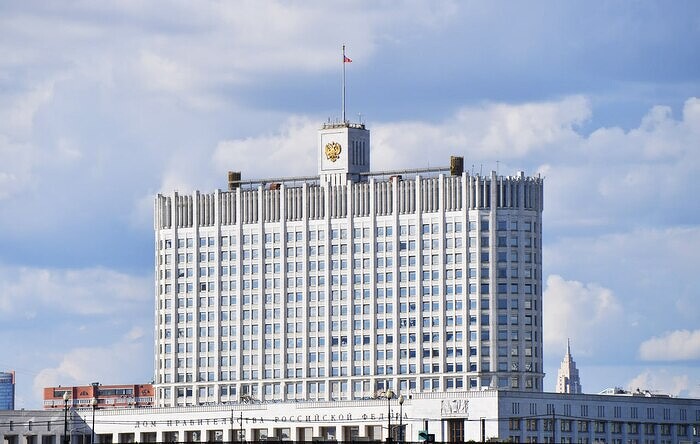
[318,122,370,186]
[556,339,582,394]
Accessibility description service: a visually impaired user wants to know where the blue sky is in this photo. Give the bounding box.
[1,1,699,408]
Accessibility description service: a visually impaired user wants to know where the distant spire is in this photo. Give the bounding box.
[557,338,582,394]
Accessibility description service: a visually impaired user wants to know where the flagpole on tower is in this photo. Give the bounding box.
[342,45,346,123]
[341,45,352,124]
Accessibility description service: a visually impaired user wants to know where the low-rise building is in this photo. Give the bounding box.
[43,384,154,411]
[4,389,699,443]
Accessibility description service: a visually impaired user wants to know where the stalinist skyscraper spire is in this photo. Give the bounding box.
[556,339,582,394]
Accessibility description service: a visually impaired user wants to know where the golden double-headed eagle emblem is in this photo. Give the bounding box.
[324,141,341,162]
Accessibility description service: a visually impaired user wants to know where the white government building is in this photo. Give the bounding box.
[152,120,545,407]
[2,120,699,443]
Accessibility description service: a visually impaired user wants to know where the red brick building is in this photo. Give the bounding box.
[43,383,153,410]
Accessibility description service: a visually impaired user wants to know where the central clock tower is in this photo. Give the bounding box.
[318,121,370,186]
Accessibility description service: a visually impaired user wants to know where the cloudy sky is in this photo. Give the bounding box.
[1,1,699,408]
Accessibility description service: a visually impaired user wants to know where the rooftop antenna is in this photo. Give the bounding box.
[342,45,352,123]
[496,160,500,176]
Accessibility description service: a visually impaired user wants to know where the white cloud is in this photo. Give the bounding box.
[545,226,700,327]
[199,1,456,75]
[543,275,623,355]
[0,266,150,320]
[32,329,151,405]
[543,97,700,229]
[371,96,590,171]
[55,138,83,162]
[0,82,55,138]
[125,326,145,341]
[137,50,198,94]
[639,330,700,361]
[0,82,57,200]
[212,116,318,181]
[129,191,158,230]
[0,1,460,116]
[202,94,696,222]
[205,96,591,191]
[626,369,700,398]
[0,136,35,200]
[134,50,221,110]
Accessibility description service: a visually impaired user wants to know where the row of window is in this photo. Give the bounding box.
[161,350,532,382]
[161,371,543,401]
[509,418,691,436]
[161,307,538,336]
[159,296,536,321]
[160,241,538,266]
[160,262,538,287]
[161,277,540,297]
[161,236,537,268]
[161,294,536,313]
[161,318,537,345]
[159,218,540,252]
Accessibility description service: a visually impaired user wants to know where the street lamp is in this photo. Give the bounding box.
[239,409,244,442]
[398,395,405,444]
[385,389,394,443]
[238,394,254,442]
[91,397,98,444]
[91,382,99,444]
[63,391,70,444]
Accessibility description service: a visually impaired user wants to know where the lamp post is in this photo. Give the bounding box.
[239,410,244,442]
[238,394,254,442]
[63,391,70,444]
[398,395,405,444]
[385,389,394,443]
[90,397,98,444]
[91,382,99,444]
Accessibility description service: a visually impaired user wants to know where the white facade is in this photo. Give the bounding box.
[557,339,582,394]
[153,121,545,408]
[3,390,700,443]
